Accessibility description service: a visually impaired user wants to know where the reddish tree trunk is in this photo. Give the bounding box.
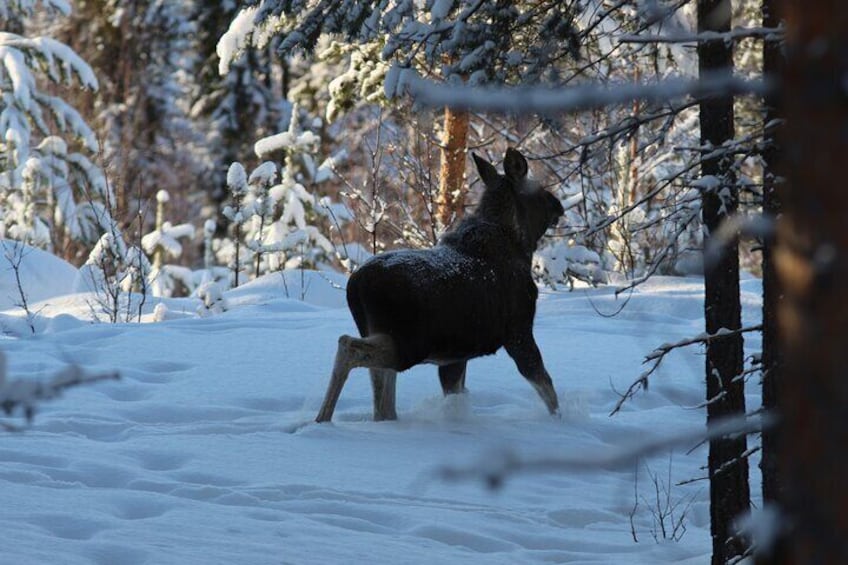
[759,0,784,510]
[771,1,848,562]
[437,105,470,230]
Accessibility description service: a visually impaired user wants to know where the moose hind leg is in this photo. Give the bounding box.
[370,368,398,421]
[505,337,560,416]
[316,334,398,423]
[316,335,356,423]
[438,362,467,395]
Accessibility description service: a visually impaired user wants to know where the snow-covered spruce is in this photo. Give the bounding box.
[0,5,109,251]
[142,190,196,298]
[317,149,564,423]
[220,106,346,287]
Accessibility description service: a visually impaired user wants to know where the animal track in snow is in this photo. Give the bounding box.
[84,543,149,565]
[28,513,111,541]
[97,381,151,402]
[107,495,172,520]
[127,449,191,472]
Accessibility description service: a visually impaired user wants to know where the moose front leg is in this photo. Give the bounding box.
[438,361,467,395]
[505,335,560,416]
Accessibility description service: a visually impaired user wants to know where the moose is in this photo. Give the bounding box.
[316,148,564,423]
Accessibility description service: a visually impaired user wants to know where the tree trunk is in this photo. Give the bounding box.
[771,1,848,561]
[698,1,750,563]
[436,105,470,230]
[759,0,783,510]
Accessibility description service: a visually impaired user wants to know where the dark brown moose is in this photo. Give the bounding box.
[317,148,564,422]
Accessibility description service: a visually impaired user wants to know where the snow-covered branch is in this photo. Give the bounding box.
[399,72,772,114]
[0,356,119,431]
[618,26,784,45]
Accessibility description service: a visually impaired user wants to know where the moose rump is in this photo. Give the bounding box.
[315,148,562,423]
[347,247,509,371]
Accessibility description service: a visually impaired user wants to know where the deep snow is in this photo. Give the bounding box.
[0,247,764,564]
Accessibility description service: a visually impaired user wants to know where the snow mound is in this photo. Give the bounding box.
[0,241,78,311]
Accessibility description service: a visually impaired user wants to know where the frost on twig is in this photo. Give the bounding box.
[630,453,697,544]
[0,350,119,431]
[1,241,39,334]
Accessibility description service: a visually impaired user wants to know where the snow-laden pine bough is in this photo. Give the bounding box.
[316,148,565,422]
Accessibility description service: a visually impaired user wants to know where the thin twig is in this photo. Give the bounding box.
[610,324,763,415]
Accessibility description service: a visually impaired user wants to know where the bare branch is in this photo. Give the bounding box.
[610,325,764,416]
[613,210,699,297]
[1,241,37,334]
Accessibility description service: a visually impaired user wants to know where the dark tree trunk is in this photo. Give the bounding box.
[770,1,848,561]
[759,0,784,510]
[698,1,750,563]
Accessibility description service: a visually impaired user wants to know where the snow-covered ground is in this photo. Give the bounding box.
[0,246,764,564]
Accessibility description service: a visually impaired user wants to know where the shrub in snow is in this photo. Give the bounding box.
[252,105,338,273]
[219,105,347,287]
[195,281,227,317]
[243,160,279,278]
[142,190,197,297]
[191,219,230,291]
[0,239,77,311]
[533,241,606,289]
[79,226,150,323]
[221,162,250,287]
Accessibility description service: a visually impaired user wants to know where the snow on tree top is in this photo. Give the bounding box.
[217,6,258,75]
[692,175,722,191]
[248,161,278,186]
[36,136,67,155]
[30,37,98,90]
[254,130,320,158]
[3,0,72,16]
[156,190,170,203]
[429,0,455,21]
[226,162,247,192]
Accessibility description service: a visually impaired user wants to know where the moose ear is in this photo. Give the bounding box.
[472,153,500,187]
[503,148,528,181]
